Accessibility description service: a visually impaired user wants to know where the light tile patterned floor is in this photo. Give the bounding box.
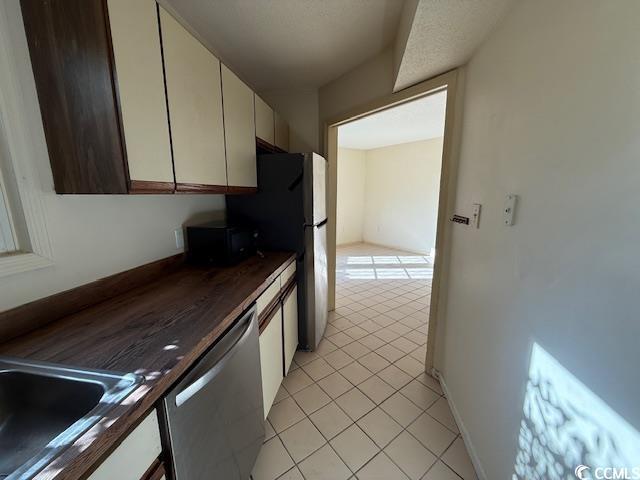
[252,243,477,480]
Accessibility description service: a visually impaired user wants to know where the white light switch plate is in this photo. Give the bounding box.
[472,203,481,228]
[504,194,517,226]
[174,228,184,249]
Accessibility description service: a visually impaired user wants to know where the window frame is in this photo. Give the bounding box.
[0,167,17,254]
[0,0,53,277]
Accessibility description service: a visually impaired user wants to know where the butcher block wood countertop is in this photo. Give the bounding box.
[0,251,295,480]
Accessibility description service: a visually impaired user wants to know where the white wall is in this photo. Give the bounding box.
[363,138,442,254]
[261,88,320,153]
[0,2,225,312]
[336,148,366,245]
[319,47,395,151]
[336,139,443,254]
[0,195,224,312]
[438,1,640,478]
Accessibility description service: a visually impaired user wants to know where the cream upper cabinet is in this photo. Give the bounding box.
[221,65,257,188]
[160,8,227,188]
[107,0,174,188]
[283,285,298,375]
[274,112,289,152]
[255,95,275,145]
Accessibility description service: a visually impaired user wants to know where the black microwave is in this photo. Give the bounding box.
[186,221,258,266]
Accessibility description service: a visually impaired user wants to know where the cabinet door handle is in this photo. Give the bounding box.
[174,307,256,407]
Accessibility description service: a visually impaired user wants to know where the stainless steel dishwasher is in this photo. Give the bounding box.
[162,306,264,480]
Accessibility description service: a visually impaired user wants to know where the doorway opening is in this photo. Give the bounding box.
[333,92,446,375]
[324,70,459,374]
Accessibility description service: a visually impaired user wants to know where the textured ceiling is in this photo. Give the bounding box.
[162,0,404,91]
[338,91,447,150]
[394,0,516,91]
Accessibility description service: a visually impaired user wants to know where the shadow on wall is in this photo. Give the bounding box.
[513,343,640,479]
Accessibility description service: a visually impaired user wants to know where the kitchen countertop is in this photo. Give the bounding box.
[0,251,296,480]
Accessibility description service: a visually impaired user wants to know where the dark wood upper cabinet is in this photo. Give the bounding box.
[21,0,129,194]
[21,0,175,194]
[21,0,272,195]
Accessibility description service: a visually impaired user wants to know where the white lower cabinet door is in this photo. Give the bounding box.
[256,277,281,319]
[283,286,298,375]
[88,410,162,480]
[259,306,284,419]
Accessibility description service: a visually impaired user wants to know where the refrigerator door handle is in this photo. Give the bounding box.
[303,218,327,228]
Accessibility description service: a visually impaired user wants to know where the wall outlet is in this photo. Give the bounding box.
[174,228,184,250]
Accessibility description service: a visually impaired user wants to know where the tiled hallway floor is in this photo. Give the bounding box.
[252,243,477,480]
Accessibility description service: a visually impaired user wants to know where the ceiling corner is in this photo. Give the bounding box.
[393,0,516,92]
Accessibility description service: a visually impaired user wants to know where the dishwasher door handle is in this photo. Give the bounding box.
[175,308,256,408]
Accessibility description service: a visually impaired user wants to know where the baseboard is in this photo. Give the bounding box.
[336,240,365,247]
[435,370,487,480]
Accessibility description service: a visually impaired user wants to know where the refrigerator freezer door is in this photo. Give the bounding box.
[304,222,328,350]
[227,153,305,254]
[303,153,327,226]
[312,153,327,225]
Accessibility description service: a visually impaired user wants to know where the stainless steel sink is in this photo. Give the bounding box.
[0,357,143,480]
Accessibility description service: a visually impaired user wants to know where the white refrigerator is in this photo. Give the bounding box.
[227,152,328,351]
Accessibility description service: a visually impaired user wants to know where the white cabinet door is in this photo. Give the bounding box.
[274,112,289,152]
[283,285,298,375]
[255,95,274,145]
[256,277,281,319]
[107,0,173,187]
[221,65,257,188]
[281,261,296,286]
[89,410,162,480]
[259,307,283,419]
[160,8,227,188]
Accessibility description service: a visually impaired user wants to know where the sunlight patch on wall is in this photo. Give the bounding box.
[513,343,640,479]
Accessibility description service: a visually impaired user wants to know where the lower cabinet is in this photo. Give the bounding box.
[256,260,298,419]
[89,410,162,480]
[259,305,284,419]
[141,460,166,480]
[282,285,298,375]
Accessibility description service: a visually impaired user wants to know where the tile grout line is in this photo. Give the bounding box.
[276,358,461,479]
[257,245,470,480]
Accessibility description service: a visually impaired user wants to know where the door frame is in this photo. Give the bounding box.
[323,68,463,374]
